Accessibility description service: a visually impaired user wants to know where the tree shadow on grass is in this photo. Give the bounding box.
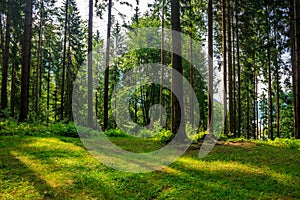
[0,136,116,199]
[0,149,69,199]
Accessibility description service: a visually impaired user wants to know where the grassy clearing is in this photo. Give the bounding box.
[0,135,299,199]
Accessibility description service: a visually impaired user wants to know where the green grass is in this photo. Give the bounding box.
[0,135,299,199]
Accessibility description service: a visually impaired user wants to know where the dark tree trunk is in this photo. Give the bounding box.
[222,0,227,135]
[232,1,237,137]
[1,0,12,111]
[236,0,241,138]
[171,0,186,138]
[290,0,297,138]
[275,35,280,138]
[47,65,50,124]
[61,0,69,121]
[160,0,165,127]
[19,0,33,122]
[207,0,214,134]
[266,3,273,140]
[227,0,234,135]
[188,0,194,128]
[104,0,112,131]
[295,0,300,139]
[290,0,297,137]
[88,0,94,127]
[0,15,4,54]
[10,39,17,117]
[65,37,72,121]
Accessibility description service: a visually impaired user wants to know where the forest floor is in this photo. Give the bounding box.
[0,135,299,200]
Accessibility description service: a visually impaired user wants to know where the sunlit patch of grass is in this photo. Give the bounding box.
[0,135,299,199]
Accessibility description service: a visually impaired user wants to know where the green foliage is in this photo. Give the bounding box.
[104,129,132,138]
[0,120,79,138]
[47,122,78,138]
[151,129,174,144]
[0,119,47,136]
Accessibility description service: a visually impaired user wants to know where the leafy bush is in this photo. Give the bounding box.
[48,122,79,138]
[104,129,132,138]
[152,129,174,144]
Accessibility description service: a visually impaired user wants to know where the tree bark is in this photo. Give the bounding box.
[104,0,112,131]
[222,0,227,135]
[61,0,69,121]
[1,0,12,111]
[160,0,165,127]
[10,38,17,117]
[295,0,300,139]
[290,0,297,138]
[19,0,33,122]
[207,0,214,134]
[266,3,273,140]
[35,0,44,113]
[227,0,234,135]
[236,0,241,138]
[171,0,186,138]
[88,0,94,127]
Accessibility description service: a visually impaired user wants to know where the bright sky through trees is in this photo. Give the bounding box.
[56,0,153,37]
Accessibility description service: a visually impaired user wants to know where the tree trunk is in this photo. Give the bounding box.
[104,0,112,131]
[35,0,44,114]
[232,0,236,137]
[61,0,69,121]
[1,0,12,111]
[290,0,297,138]
[295,0,300,139]
[189,0,194,128]
[207,0,214,134]
[10,38,17,117]
[275,32,280,138]
[0,15,4,54]
[47,64,50,124]
[222,0,227,135]
[88,0,94,127]
[227,0,234,135]
[236,0,241,138]
[171,0,186,138]
[19,0,33,122]
[189,37,194,128]
[65,36,72,121]
[160,0,165,127]
[265,3,273,140]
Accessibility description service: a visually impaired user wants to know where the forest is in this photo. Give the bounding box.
[0,0,300,199]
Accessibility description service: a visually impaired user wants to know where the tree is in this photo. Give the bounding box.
[61,0,68,120]
[207,0,213,134]
[1,0,12,111]
[103,0,112,131]
[171,0,186,138]
[222,0,227,134]
[88,0,94,127]
[19,0,33,122]
[227,0,234,135]
[295,0,300,139]
[160,0,165,127]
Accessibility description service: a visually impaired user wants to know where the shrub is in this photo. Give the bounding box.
[152,129,174,144]
[48,122,79,138]
[104,129,131,138]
